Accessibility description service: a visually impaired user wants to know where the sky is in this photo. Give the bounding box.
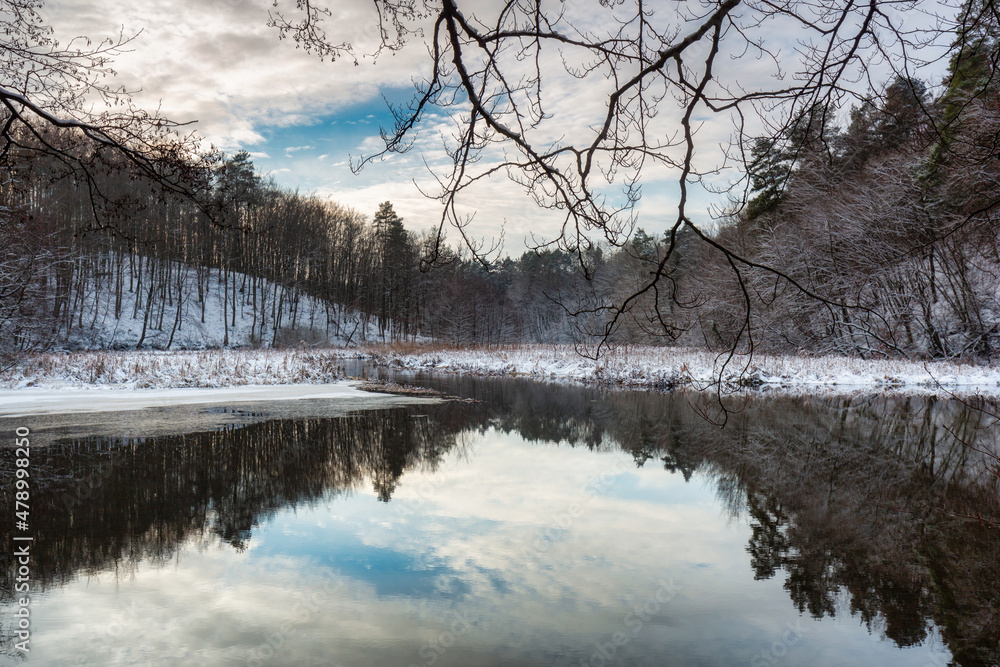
[11,426,952,666]
[39,0,955,254]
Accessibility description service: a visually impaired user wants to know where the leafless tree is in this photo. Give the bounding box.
[269,0,983,362]
[0,0,215,230]
[0,0,217,361]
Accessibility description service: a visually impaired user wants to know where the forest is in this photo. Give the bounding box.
[1,0,998,363]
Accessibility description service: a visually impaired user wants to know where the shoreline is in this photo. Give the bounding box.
[3,345,999,399]
[351,345,1000,398]
[0,381,438,418]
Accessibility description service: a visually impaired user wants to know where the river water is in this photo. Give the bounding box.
[1,369,998,666]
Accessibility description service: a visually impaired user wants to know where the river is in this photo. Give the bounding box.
[1,369,998,666]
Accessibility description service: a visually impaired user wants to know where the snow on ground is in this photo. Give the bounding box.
[0,383,384,417]
[0,349,442,418]
[6,349,348,390]
[350,344,1000,397]
[58,255,381,350]
[3,344,999,399]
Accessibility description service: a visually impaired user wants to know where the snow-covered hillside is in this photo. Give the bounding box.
[57,256,381,350]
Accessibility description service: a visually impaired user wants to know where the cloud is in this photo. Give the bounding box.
[42,0,433,151]
[39,0,953,248]
[16,426,921,667]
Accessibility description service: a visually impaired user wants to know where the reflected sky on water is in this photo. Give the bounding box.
[2,374,997,666]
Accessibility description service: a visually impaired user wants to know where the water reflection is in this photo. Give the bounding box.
[0,380,997,665]
[0,404,477,596]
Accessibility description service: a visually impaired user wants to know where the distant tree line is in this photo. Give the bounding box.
[0,127,595,358]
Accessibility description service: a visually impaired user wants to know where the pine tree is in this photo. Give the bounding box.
[371,201,413,337]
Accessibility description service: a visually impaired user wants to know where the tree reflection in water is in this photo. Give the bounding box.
[1,383,997,664]
[0,404,476,597]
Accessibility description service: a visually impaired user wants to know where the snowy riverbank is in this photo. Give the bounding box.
[4,348,347,390]
[0,382,393,417]
[3,345,999,398]
[353,344,1000,397]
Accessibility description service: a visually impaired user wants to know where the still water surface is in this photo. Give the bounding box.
[2,371,998,666]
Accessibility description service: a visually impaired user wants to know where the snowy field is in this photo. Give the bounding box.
[4,345,999,398]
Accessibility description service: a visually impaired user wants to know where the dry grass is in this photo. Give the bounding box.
[365,340,521,356]
[341,343,1000,396]
[3,349,348,389]
[356,380,445,397]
